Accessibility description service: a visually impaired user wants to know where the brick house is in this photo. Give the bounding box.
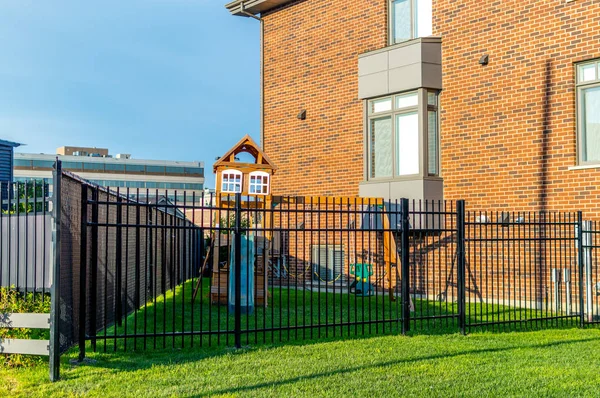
[225,0,600,217]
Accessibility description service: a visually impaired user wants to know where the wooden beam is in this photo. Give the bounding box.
[0,313,50,329]
[272,196,384,206]
[380,204,398,301]
[0,339,50,356]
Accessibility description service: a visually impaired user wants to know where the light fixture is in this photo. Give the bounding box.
[297,109,307,120]
[479,54,489,66]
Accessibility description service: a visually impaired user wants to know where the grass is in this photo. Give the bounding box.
[94,277,577,352]
[2,328,600,397]
[3,280,599,396]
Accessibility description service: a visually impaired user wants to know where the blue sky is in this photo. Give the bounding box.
[0,0,260,187]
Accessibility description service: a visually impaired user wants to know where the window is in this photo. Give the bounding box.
[221,169,242,193]
[13,159,32,167]
[249,171,269,195]
[125,164,145,173]
[104,163,125,172]
[312,245,345,282]
[577,59,600,165]
[390,0,432,44]
[83,162,104,172]
[62,161,83,170]
[146,165,166,174]
[368,90,439,179]
[31,160,55,169]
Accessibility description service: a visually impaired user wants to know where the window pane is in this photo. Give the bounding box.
[83,162,104,171]
[126,164,145,172]
[62,161,83,170]
[583,86,600,162]
[428,110,438,175]
[32,160,55,168]
[370,117,393,178]
[104,163,125,171]
[371,98,392,113]
[146,165,165,173]
[396,112,419,175]
[13,159,32,167]
[579,63,597,83]
[392,0,411,43]
[428,91,438,106]
[415,0,432,37]
[396,92,418,109]
[166,166,185,174]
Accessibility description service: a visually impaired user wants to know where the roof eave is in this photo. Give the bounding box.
[225,0,294,16]
[0,139,22,148]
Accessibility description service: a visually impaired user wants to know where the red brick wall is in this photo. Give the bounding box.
[436,0,600,216]
[262,0,600,217]
[263,0,387,196]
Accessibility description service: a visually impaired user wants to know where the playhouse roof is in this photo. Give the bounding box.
[213,134,277,173]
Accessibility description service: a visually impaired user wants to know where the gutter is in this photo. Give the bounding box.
[239,2,265,150]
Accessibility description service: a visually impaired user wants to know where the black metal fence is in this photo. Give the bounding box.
[4,169,593,359]
[0,180,52,295]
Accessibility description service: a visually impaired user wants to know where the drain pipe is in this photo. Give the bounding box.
[240,2,265,149]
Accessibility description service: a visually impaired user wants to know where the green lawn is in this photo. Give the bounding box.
[3,280,598,396]
[2,328,600,397]
[93,277,577,352]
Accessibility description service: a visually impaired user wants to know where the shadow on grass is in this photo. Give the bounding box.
[66,335,600,393]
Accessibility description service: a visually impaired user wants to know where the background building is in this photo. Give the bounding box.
[14,146,205,203]
[226,0,600,217]
[0,139,21,183]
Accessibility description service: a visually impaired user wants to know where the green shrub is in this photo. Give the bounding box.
[0,287,51,368]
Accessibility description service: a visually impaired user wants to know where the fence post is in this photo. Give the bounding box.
[401,198,410,335]
[577,212,585,328]
[116,196,123,326]
[79,184,88,361]
[90,188,98,351]
[581,220,593,323]
[49,159,62,382]
[234,192,242,348]
[457,200,466,335]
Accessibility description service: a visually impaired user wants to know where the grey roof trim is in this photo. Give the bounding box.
[225,0,294,16]
[0,139,22,148]
[359,37,442,59]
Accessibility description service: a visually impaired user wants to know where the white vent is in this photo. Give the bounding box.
[116,153,131,159]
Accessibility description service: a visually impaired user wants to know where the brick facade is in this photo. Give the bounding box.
[260,0,600,217]
[437,0,600,216]
[262,0,387,196]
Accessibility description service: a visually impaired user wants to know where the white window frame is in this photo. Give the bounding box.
[248,171,270,195]
[366,89,440,180]
[576,59,600,166]
[221,169,243,193]
[389,0,433,45]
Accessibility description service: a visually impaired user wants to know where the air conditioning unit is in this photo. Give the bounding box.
[116,153,131,159]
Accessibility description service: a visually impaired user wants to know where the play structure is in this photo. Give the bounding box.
[349,263,374,296]
[192,135,404,307]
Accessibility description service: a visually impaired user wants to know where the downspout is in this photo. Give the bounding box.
[239,2,265,150]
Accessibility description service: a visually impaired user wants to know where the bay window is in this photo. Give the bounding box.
[367,90,439,180]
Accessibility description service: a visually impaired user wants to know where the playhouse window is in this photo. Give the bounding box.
[249,171,269,195]
[221,169,242,193]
